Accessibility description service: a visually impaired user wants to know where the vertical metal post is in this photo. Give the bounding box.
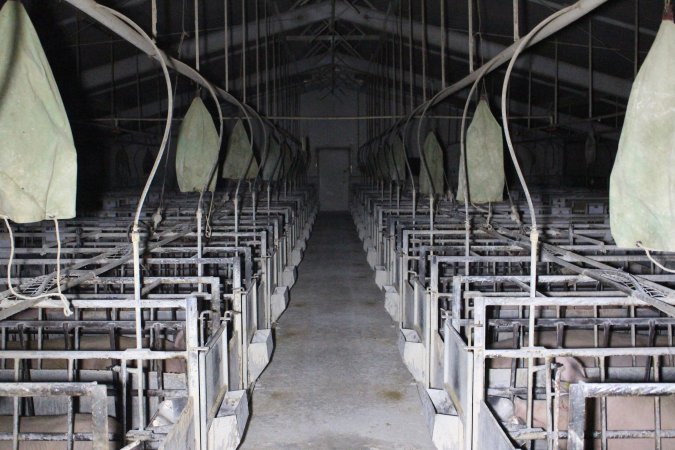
[265,0,270,114]
[151,0,157,40]
[408,0,414,111]
[392,39,397,120]
[398,2,405,114]
[554,38,559,125]
[588,18,593,119]
[224,0,229,90]
[185,297,203,449]
[91,384,109,450]
[441,0,447,88]
[197,209,203,293]
[568,384,586,450]
[194,0,200,71]
[421,0,428,101]
[527,65,532,129]
[75,12,81,74]
[468,0,474,72]
[242,0,247,102]
[255,0,260,110]
[513,0,520,41]
[471,300,486,450]
[634,0,639,78]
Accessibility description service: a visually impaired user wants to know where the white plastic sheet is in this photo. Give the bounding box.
[609,18,675,251]
[0,1,77,223]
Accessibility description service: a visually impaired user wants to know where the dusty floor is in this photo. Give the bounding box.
[239,213,434,449]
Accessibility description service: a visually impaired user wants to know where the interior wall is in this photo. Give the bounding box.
[298,88,363,181]
[89,87,619,202]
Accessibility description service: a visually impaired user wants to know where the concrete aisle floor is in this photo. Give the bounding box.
[239,213,434,450]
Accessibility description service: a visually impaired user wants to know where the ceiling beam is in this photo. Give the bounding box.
[108,51,619,141]
[76,0,633,104]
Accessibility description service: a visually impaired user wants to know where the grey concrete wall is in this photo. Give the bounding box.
[298,88,362,180]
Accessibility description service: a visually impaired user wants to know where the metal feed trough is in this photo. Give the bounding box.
[351,182,675,450]
[0,187,318,449]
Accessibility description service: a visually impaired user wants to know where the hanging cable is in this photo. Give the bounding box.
[158,0,188,221]
[501,5,577,297]
[500,3,578,430]
[97,5,173,354]
[194,0,200,71]
[1,217,72,316]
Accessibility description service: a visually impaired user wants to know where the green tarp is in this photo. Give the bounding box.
[261,138,281,182]
[419,132,445,196]
[609,19,675,251]
[281,143,293,179]
[457,99,504,204]
[222,119,258,180]
[0,1,77,223]
[390,136,407,183]
[175,97,220,192]
[377,146,391,182]
[297,137,309,175]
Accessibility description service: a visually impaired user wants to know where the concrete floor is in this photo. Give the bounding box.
[239,213,434,449]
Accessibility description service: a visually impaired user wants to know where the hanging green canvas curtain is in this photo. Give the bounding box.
[419,132,445,196]
[175,97,220,192]
[261,138,281,182]
[609,18,675,251]
[457,99,504,204]
[280,143,294,179]
[222,119,258,180]
[390,136,407,183]
[298,137,309,175]
[377,146,392,182]
[0,1,77,223]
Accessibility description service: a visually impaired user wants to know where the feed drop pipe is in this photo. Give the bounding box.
[362,0,611,151]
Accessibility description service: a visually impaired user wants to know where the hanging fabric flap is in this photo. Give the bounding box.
[585,127,597,166]
[377,146,392,182]
[609,18,675,251]
[261,138,281,182]
[457,99,505,204]
[368,147,381,180]
[390,136,407,183]
[175,97,220,192]
[222,119,258,180]
[299,137,309,172]
[419,132,445,196]
[0,0,77,223]
[281,143,294,179]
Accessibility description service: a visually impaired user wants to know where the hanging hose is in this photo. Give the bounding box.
[501,5,576,299]
[500,3,579,430]
[1,217,72,316]
[98,6,173,354]
[158,0,189,218]
[97,7,173,431]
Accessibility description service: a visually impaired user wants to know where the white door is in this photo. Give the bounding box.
[318,148,350,211]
